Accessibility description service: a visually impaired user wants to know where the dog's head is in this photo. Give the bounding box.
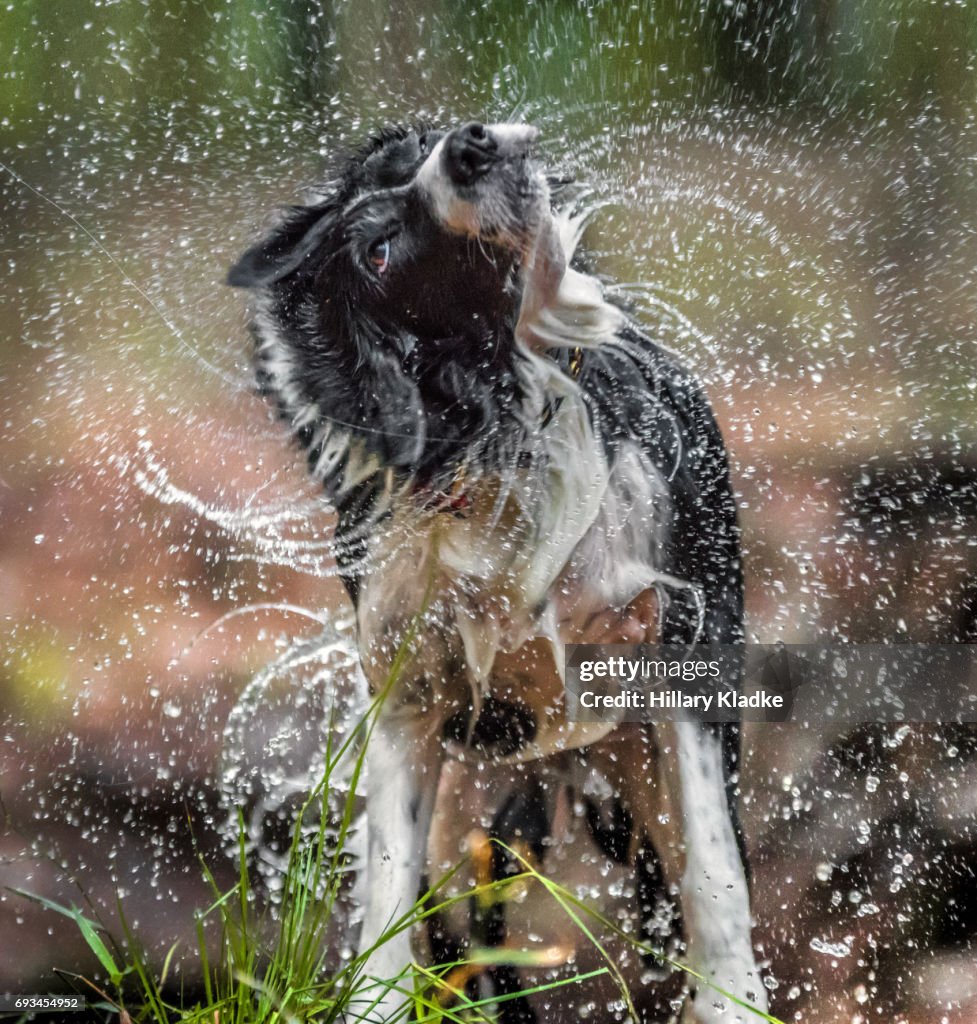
[230,123,552,334]
[229,122,570,486]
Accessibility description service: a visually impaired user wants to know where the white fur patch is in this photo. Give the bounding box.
[414,136,479,236]
[517,208,624,350]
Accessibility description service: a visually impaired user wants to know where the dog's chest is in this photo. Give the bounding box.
[354,429,673,749]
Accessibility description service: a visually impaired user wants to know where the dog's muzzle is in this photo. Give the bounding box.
[415,121,545,256]
[445,122,497,186]
[442,122,539,188]
[445,122,504,187]
[423,122,539,188]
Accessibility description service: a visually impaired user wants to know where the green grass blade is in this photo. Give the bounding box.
[9,889,124,988]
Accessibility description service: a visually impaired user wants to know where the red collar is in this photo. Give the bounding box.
[413,473,473,518]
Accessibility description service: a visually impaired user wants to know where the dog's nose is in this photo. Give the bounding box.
[445,122,499,186]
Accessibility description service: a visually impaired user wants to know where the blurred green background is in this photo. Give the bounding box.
[2,1,977,1020]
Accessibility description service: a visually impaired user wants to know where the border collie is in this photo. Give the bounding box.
[229,121,766,1023]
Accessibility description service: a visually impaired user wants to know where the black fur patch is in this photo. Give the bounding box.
[442,696,537,757]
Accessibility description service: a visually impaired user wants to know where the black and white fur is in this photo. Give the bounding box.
[229,122,766,1022]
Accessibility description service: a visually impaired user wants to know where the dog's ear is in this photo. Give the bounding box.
[227,203,334,288]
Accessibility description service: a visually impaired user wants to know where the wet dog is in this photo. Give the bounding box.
[229,122,766,1022]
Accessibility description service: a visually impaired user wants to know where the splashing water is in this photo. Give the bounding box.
[219,616,368,897]
[3,1,977,1019]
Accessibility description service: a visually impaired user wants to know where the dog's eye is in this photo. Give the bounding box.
[368,239,391,275]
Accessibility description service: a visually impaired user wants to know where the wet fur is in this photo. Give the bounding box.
[229,122,765,1022]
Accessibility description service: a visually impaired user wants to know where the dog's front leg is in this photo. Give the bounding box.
[352,713,444,1023]
[659,721,767,1023]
